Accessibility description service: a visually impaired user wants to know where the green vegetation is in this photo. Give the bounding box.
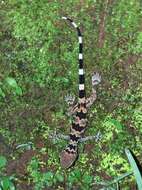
[0,156,15,190]
[0,0,142,189]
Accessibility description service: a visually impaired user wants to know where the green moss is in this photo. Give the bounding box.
[0,0,142,189]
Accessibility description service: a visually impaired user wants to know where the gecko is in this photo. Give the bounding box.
[60,16,101,169]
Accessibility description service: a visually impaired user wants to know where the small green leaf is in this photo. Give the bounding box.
[15,86,23,95]
[31,159,39,170]
[0,156,7,168]
[5,77,23,95]
[5,77,18,88]
[55,173,64,182]
[43,171,53,181]
[137,32,142,43]
[68,176,75,184]
[82,175,93,184]
[9,182,15,190]
[74,169,81,179]
[0,88,5,98]
[108,118,123,130]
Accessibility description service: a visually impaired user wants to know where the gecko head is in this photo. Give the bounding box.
[60,149,78,169]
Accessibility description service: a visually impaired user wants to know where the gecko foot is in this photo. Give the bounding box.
[65,94,75,106]
[92,72,101,86]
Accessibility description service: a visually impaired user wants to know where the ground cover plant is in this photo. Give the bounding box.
[0,0,142,189]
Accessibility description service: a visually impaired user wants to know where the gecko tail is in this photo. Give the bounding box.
[60,149,78,169]
[61,16,85,100]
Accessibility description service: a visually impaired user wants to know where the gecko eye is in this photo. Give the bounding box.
[92,72,101,86]
[65,94,75,105]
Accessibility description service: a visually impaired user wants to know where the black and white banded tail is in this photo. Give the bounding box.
[62,17,85,101]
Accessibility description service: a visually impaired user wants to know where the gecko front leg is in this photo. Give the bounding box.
[65,94,78,116]
[86,72,101,108]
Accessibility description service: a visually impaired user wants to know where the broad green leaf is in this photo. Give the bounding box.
[1,178,9,189]
[1,177,10,190]
[125,148,142,190]
[0,156,7,168]
[1,178,15,190]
